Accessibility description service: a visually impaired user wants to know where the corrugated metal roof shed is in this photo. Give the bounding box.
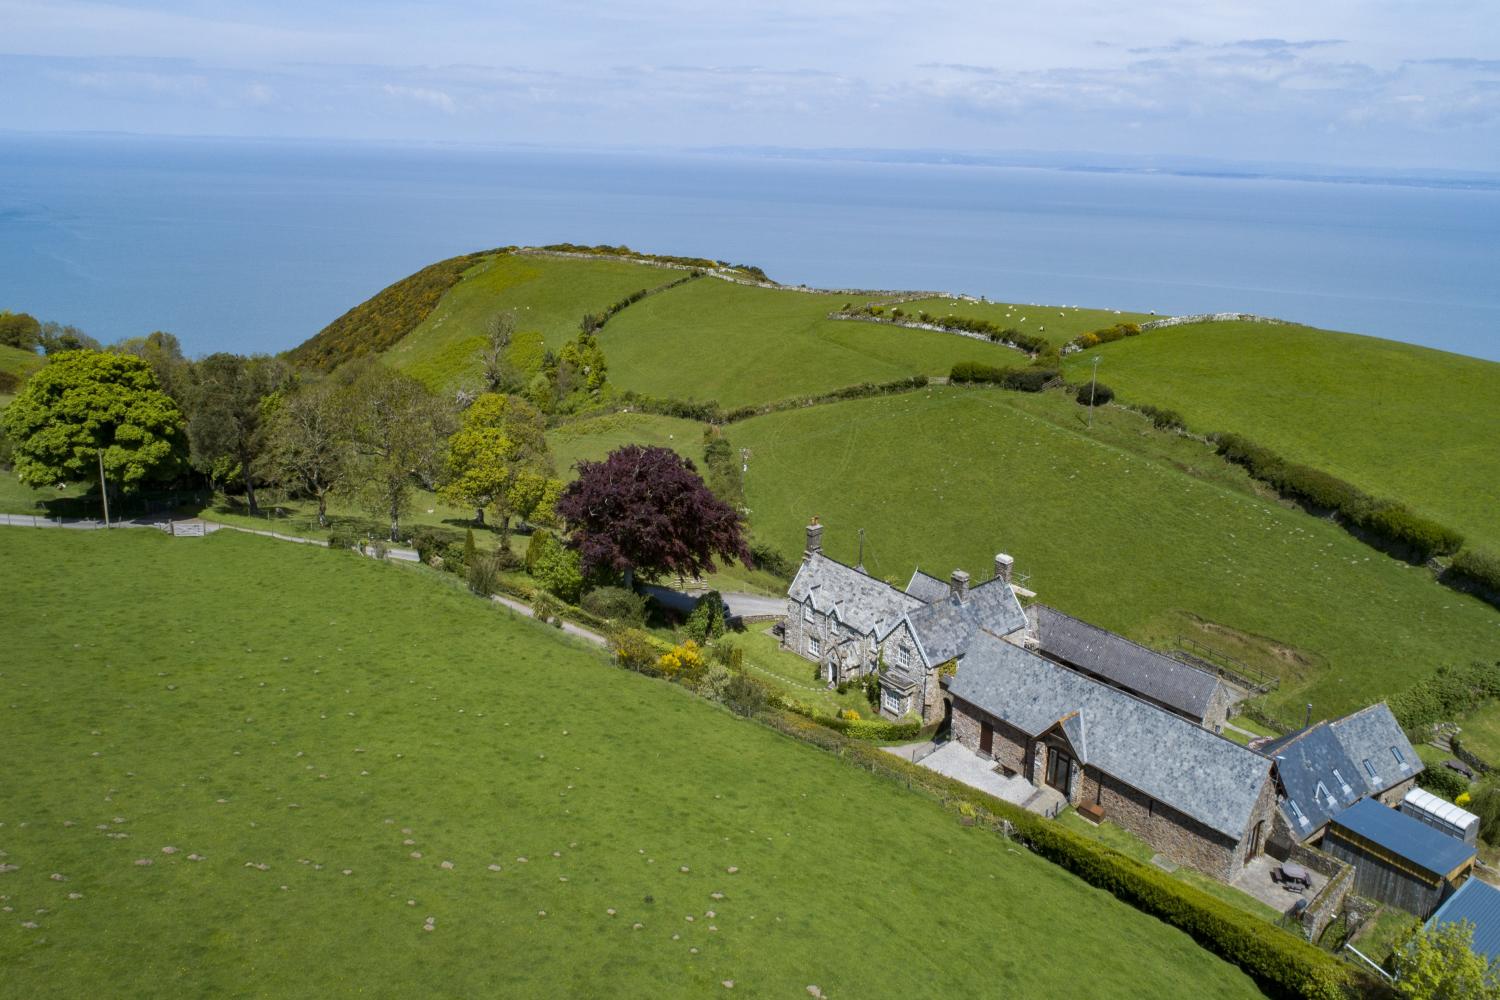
[1331,799,1477,878]
[1428,877,1500,963]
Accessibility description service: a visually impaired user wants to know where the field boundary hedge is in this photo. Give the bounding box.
[754,712,1357,999]
[830,306,1047,355]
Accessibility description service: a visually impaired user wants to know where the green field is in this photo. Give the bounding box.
[0,528,1263,998]
[383,253,687,391]
[1061,321,1500,553]
[727,386,1499,720]
[891,296,1155,348]
[0,343,45,406]
[599,278,1025,407]
[547,412,705,476]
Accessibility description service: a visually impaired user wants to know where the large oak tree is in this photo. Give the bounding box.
[556,444,751,590]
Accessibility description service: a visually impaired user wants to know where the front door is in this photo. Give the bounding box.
[1247,820,1265,860]
[1046,747,1073,797]
[979,721,994,757]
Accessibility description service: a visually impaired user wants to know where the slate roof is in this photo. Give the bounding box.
[904,569,951,604]
[787,552,922,638]
[1428,878,1500,963]
[902,578,1027,667]
[949,633,1273,840]
[1032,606,1224,722]
[1260,722,1364,841]
[1330,798,1475,878]
[1330,703,1424,797]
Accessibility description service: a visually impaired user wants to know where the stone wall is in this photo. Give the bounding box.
[952,699,1029,777]
[1138,312,1294,331]
[1077,769,1243,881]
[1377,776,1417,808]
[1299,858,1354,943]
[1202,682,1237,734]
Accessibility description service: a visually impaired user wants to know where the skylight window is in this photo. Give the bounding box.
[1288,800,1309,828]
[1391,747,1408,772]
[1332,769,1353,797]
[1316,782,1334,807]
[1363,758,1380,782]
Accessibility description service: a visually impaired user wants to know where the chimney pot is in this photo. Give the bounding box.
[950,569,970,602]
[995,553,1014,584]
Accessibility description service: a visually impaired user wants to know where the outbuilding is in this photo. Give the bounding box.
[1324,798,1477,917]
[1427,877,1500,964]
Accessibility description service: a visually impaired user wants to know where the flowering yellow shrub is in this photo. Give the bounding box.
[1457,791,1473,807]
[839,708,861,721]
[657,640,706,681]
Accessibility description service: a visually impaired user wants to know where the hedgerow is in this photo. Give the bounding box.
[949,362,1058,392]
[1068,322,1142,351]
[837,305,1049,354]
[1213,432,1464,561]
[1387,660,1500,734]
[756,712,1353,1000]
[1447,548,1500,607]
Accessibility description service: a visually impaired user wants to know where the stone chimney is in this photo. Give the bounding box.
[805,517,823,558]
[994,553,1014,585]
[949,569,970,603]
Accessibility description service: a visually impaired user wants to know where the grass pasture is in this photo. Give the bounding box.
[384,253,687,391]
[0,528,1264,999]
[890,296,1155,349]
[729,386,1500,720]
[599,277,1025,408]
[1061,321,1500,554]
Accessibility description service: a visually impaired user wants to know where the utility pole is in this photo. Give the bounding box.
[1088,355,1101,428]
[97,449,111,528]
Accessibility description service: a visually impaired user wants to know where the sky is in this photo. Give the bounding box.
[1,1,1498,171]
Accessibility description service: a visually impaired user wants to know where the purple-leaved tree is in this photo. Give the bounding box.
[556,444,751,590]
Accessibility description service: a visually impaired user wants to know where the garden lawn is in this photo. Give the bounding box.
[730,386,1500,721]
[547,412,705,476]
[600,277,1025,408]
[1060,321,1500,554]
[716,623,877,719]
[0,528,1264,999]
[384,253,684,391]
[891,297,1154,350]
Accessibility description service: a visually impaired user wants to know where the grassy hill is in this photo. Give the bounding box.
[384,253,694,392]
[890,296,1155,347]
[1060,321,1500,554]
[0,528,1263,999]
[0,343,45,405]
[721,386,1498,721]
[598,278,1022,407]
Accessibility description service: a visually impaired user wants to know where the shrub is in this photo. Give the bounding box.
[1388,661,1500,733]
[327,526,360,551]
[698,663,733,702]
[657,640,707,684]
[1075,381,1114,406]
[581,586,647,626]
[439,541,468,573]
[683,591,727,642]
[723,673,771,717]
[411,525,466,564]
[950,361,1009,384]
[467,553,501,596]
[1002,368,1057,392]
[1470,786,1500,846]
[1417,764,1469,801]
[464,528,477,567]
[525,529,556,574]
[1135,403,1186,432]
[534,542,584,603]
[707,641,744,670]
[748,541,795,581]
[839,708,861,721]
[0,370,19,395]
[1449,548,1500,595]
[609,627,664,674]
[531,588,563,627]
[1359,502,1465,560]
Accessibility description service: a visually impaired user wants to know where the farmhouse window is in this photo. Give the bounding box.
[897,645,911,668]
[808,636,821,657]
[881,689,901,714]
[802,603,813,623]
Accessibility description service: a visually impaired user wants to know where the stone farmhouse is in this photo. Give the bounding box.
[781,520,1026,723]
[949,632,1278,880]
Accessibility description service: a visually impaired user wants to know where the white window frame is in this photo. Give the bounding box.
[897,645,912,668]
[802,602,813,623]
[807,636,821,658]
[881,688,901,714]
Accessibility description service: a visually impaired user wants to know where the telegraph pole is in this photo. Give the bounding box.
[97,449,111,528]
[1087,355,1101,428]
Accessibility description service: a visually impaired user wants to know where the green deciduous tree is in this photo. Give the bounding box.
[1,350,186,493]
[438,392,552,539]
[262,377,350,527]
[37,322,100,355]
[0,310,41,350]
[1391,918,1500,999]
[110,331,191,403]
[185,353,292,515]
[344,365,451,541]
[478,310,521,394]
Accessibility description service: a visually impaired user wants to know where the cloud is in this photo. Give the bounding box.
[381,83,456,114]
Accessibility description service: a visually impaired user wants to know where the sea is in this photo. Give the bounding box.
[2,132,1497,361]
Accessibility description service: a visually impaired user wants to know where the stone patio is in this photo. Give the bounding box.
[1231,854,1323,915]
[910,741,1053,811]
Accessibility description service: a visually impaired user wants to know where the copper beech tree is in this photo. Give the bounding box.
[556,444,751,590]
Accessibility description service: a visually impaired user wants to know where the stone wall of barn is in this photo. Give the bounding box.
[952,699,1030,778]
[1077,769,1244,881]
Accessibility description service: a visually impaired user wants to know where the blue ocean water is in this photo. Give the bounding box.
[1,132,1497,361]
